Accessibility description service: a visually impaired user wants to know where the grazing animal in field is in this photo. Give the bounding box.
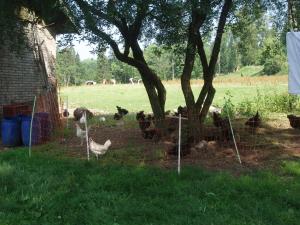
[245,111,261,128]
[129,78,135,85]
[102,79,116,85]
[75,124,90,146]
[89,138,112,159]
[287,114,300,129]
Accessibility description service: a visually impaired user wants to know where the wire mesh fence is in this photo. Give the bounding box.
[51,101,299,166]
[7,91,295,168]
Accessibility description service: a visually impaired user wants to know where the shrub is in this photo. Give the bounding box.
[263,56,283,75]
[235,92,300,116]
[221,91,235,118]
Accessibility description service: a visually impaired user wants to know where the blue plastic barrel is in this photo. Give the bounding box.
[35,112,51,142]
[1,117,22,147]
[21,116,41,146]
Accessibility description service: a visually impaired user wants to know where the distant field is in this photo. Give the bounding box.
[60,74,288,113]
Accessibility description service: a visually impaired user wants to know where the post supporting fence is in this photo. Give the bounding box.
[84,111,90,161]
[226,110,242,164]
[66,97,69,129]
[178,114,182,175]
[29,96,37,158]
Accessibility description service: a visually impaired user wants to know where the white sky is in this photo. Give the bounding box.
[73,40,97,60]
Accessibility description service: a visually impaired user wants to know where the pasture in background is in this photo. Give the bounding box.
[61,74,289,115]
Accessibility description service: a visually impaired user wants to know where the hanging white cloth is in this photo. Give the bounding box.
[287,32,300,94]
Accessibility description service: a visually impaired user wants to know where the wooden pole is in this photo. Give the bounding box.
[178,114,182,174]
[29,96,37,158]
[226,109,242,164]
[84,112,90,161]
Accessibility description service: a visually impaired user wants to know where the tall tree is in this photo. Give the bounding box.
[56,47,81,86]
[97,51,112,82]
[288,0,300,30]
[182,0,233,137]
[219,30,239,73]
[64,0,167,121]
[155,0,270,140]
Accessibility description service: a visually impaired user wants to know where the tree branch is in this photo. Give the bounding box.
[196,31,208,74]
[75,0,139,67]
[208,0,233,76]
[130,2,150,40]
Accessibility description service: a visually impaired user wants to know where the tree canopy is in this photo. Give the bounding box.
[59,0,289,130]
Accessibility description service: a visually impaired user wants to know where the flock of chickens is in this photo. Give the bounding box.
[64,104,300,159]
[73,107,112,159]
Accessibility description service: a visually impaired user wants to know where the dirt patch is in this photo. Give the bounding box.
[57,118,300,173]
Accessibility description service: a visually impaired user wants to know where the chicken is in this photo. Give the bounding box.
[245,111,261,128]
[113,113,123,120]
[175,106,188,117]
[165,110,171,116]
[287,114,300,129]
[142,128,161,140]
[136,111,146,120]
[147,114,155,121]
[79,113,87,124]
[89,138,112,159]
[165,136,193,157]
[136,111,161,140]
[99,116,106,122]
[73,107,93,121]
[139,119,151,131]
[63,109,69,117]
[114,106,129,121]
[116,106,128,116]
[75,124,90,146]
[136,111,150,130]
[212,112,231,141]
[212,112,223,127]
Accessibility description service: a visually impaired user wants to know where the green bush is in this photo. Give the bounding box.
[235,92,300,116]
[221,91,236,118]
[263,56,283,75]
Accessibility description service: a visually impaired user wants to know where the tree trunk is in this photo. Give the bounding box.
[137,65,166,127]
[131,41,166,123]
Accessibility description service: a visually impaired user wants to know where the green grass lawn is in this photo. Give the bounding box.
[0,148,300,225]
[61,80,288,113]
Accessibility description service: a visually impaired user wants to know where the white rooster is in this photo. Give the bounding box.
[75,123,90,146]
[89,138,112,159]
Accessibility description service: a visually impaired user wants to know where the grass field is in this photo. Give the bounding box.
[2,72,299,225]
[1,148,300,225]
[60,74,288,113]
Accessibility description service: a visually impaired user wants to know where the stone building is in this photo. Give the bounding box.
[0,5,76,126]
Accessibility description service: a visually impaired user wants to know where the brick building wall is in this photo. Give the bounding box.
[0,22,57,116]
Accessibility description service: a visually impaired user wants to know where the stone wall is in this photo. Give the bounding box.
[0,23,57,116]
